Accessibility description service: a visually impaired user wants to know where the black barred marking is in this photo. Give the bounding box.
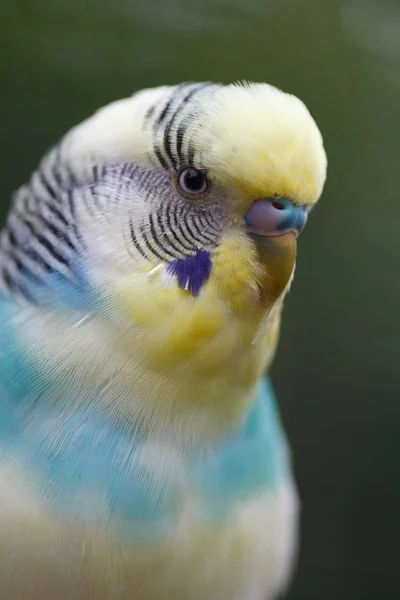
[171,205,196,252]
[44,200,69,228]
[197,214,219,237]
[187,144,195,166]
[25,247,54,273]
[202,214,221,236]
[42,217,75,251]
[135,167,154,192]
[2,267,16,292]
[162,84,211,169]
[176,122,194,165]
[179,214,214,248]
[148,213,180,260]
[67,189,76,219]
[2,266,34,302]
[155,94,177,127]
[154,146,169,170]
[152,83,215,171]
[9,251,43,285]
[129,218,149,260]
[176,125,185,165]
[172,84,212,165]
[0,138,82,299]
[7,229,17,247]
[171,213,197,248]
[152,92,178,169]
[38,169,58,200]
[148,212,162,247]
[174,205,196,248]
[66,188,81,244]
[165,199,179,249]
[22,206,76,256]
[163,128,176,169]
[169,204,195,252]
[50,145,64,189]
[145,105,155,121]
[189,216,216,243]
[140,227,167,262]
[0,84,226,301]
[11,217,56,275]
[12,255,24,274]
[155,208,186,257]
[66,165,79,187]
[156,85,190,130]
[35,234,70,267]
[121,162,136,181]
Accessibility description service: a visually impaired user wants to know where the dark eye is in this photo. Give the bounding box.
[178,168,207,196]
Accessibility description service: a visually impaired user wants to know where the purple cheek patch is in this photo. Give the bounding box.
[166,250,212,297]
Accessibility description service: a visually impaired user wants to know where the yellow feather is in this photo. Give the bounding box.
[67,82,326,208]
[105,233,281,436]
[199,84,326,206]
[28,80,326,440]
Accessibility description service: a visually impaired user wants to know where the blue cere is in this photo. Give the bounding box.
[275,199,308,234]
[244,197,308,236]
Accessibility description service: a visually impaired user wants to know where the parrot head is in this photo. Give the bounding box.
[62,82,326,317]
[1,82,326,437]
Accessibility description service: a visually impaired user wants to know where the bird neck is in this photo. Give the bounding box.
[5,287,283,445]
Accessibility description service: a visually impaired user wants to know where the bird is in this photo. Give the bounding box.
[0,81,326,599]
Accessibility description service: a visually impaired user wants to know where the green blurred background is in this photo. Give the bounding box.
[1,0,399,598]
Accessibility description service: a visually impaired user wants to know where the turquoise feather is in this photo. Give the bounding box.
[0,295,289,542]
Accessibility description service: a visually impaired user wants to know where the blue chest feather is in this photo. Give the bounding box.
[0,298,290,540]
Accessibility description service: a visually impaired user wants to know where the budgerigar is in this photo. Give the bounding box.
[0,82,326,599]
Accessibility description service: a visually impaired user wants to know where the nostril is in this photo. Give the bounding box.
[244,198,306,237]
